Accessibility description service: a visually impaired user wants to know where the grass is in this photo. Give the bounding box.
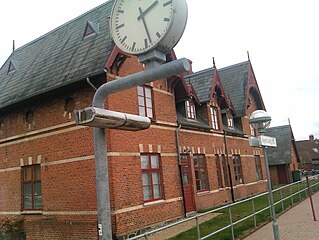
[169,179,319,240]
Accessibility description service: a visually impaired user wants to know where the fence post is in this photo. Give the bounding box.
[290,185,293,205]
[298,181,301,201]
[195,216,201,240]
[252,198,257,229]
[280,189,284,211]
[228,205,235,240]
[306,176,317,221]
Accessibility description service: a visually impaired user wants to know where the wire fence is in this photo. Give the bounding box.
[128,174,319,240]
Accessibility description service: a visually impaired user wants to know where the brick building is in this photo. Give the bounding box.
[265,125,300,184]
[1,1,268,239]
[296,134,319,170]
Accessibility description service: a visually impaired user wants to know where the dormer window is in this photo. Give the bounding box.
[250,124,256,136]
[185,99,196,120]
[210,106,219,130]
[83,21,99,39]
[227,111,233,128]
[8,60,17,74]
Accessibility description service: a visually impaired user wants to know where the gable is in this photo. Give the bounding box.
[0,0,115,110]
[265,125,292,165]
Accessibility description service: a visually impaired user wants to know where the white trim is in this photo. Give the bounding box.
[111,197,182,215]
[43,211,97,215]
[0,212,21,215]
[0,166,21,173]
[42,155,94,166]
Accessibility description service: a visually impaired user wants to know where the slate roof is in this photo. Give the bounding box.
[218,61,249,117]
[265,125,292,165]
[185,61,249,117]
[296,138,319,163]
[0,0,115,110]
[184,68,214,103]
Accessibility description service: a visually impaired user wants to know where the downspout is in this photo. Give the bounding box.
[223,130,235,203]
[86,77,98,91]
[175,122,187,217]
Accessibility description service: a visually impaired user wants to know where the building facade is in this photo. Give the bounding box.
[265,125,300,184]
[1,1,268,239]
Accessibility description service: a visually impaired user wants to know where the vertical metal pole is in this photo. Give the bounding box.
[228,205,235,240]
[290,185,293,205]
[94,127,112,240]
[195,216,201,240]
[252,198,257,228]
[298,181,301,201]
[263,146,280,240]
[280,189,284,211]
[89,58,190,239]
[306,176,317,221]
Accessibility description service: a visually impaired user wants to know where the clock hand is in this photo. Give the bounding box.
[138,7,152,44]
[137,0,158,21]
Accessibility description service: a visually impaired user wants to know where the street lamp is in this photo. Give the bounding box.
[249,110,280,240]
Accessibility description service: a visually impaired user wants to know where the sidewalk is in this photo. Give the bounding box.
[244,191,319,240]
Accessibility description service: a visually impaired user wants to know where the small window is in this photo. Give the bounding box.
[227,111,233,128]
[210,107,219,130]
[232,155,243,184]
[8,60,17,74]
[186,100,196,120]
[64,97,75,112]
[83,21,99,39]
[137,86,154,118]
[22,165,42,210]
[254,155,263,181]
[141,154,163,202]
[25,110,34,124]
[221,154,230,187]
[193,154,208,191]
[215,155,223,188]
[250,125,256,136]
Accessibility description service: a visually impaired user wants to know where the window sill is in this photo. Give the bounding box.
[21,210,43,215]
[197,190,210,196]
[144,199,165,207]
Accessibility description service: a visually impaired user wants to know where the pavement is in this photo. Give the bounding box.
[244,191,319,240]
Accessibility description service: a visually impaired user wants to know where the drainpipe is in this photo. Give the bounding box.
[175,122,187,217]
[223,130,235,203]
[91,58,190,240]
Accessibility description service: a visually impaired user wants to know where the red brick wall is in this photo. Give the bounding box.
[0,55,268,239]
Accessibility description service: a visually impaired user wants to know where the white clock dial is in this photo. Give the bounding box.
[110,0,176,55]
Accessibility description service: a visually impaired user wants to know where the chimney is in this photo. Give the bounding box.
[309,134,314,141]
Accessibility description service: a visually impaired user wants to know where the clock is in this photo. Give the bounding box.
[110,0,188,55]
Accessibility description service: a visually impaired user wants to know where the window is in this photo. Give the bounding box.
[185,100,196,120]
[254,155,263,181]
[22,165,42,210]
[250,124,256,136]
[138,86,154,118]
[227,112,233,128]
[141,154,162,201]
[221,154,229,187]
[215,155,223,188]
[232,155,243,184]
[193,154,208,191]
[210,107,219,130]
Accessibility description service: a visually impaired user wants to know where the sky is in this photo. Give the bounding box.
[0,0,318,140]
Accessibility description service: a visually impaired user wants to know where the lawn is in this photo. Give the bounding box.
[169,179,318,240]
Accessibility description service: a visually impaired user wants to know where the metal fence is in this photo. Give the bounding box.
[128,174,319,240]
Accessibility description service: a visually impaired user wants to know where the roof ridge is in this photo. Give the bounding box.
[185,67,214,78]
[218,60,249,72]
[13,0,113,53]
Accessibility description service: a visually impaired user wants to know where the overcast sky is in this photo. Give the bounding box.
[1,0,318,140]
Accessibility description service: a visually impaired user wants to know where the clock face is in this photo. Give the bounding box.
[110,0,174,55]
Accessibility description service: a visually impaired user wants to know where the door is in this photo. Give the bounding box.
[181,155,196,213]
